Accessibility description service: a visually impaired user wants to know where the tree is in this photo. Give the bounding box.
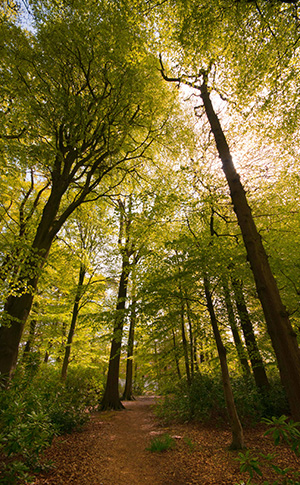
[101,198,135,410]
[222,278,251,378]
[231,277,270,391]
[160,61,300,419]
[0,0,178,384]
[122,277,137,401]
[60,208,107,381]
[203,274,245,449]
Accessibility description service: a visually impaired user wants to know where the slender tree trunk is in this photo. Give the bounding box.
[231,278,270,390]
[204,275,245,449]
[101,256,130,410]
[172,328,182,380]
[200,80,300,420]
[22,318,37,362]
[122,296,136,401]
[61,262,86,382]
[180,297,191,385]
[186,297,195,379]
[193,335,200,374]
[222,279,251,377]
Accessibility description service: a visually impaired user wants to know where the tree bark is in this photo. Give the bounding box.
[185,297,195,379]
[172,328,182,380]
[204,275,245,449]
[231,278,270,390]
[122,296,136,401]
[101,256,129,410]
[222,279,251,377]
[200,80,300,420]
[193,335,200,374]
[0,169,71,385]
[180,297,191,385]
[61,262,86,382]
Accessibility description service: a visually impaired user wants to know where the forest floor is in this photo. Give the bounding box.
[33,396,300,485]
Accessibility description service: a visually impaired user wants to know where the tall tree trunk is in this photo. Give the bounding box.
[0,180,68,385]
[61,262,86,382]
[231,278,270,390]
[222,279,251,377]
[122,296,137,401]
[204,275,245,450]
[180,297,191,385]
[185,297,195,379]
[193,335,200,374]
[200,79,300,420]
[22,318,37,363]
[101,256,130,410]
[172,328,182,380]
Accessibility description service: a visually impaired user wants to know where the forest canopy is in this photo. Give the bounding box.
[1,0,300,480]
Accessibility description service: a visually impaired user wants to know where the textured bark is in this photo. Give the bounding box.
[101,256,129,410]
[61,263,86,382]
[204,275,245,450]
[232,278,270,390]
[0,277,39,387]
[200,80,300,420]
[222,279,251,377]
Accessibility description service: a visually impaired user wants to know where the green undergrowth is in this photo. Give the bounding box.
[154,373,289,425]
[0,365,103,484]
[236,415,300,484]
[146,433,176,452]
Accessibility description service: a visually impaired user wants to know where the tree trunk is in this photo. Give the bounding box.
[101,256,129,410]
[172,328,182,380]
[222,279,251,377]
[122,297,136,401]
[193,335,200,374]
[185,297,195,379]
[0,178,68,385]
[0,145,109,385]
[22,318,37,363]
[180,297,191,385]
[200,80,300,420]
[204,275,245,450]
[231,278,270,390]
[61,262,86,382]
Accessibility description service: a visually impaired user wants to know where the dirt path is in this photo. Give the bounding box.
[34,396,300,485]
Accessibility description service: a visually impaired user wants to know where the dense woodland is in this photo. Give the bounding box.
[1,0,300,482]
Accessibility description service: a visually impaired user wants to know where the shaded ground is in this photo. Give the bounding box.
[34,396,299,485]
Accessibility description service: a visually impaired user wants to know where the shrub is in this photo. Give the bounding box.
[147,434,176,452]
[155,373,289,425]
[0,385,55,484]
[236,416,300,484]
[0,364,103,484]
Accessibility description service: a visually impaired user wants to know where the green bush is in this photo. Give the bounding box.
[0,385,55,484]
[0,365,103,484]
[155,373,289,425]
